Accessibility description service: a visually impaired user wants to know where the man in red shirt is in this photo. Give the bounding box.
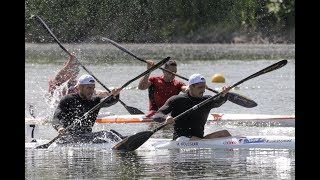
[138,60,188,117]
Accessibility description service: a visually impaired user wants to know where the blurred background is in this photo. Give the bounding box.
[25,0,294,44]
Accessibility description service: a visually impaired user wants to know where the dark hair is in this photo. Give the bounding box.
[164,60,177,69]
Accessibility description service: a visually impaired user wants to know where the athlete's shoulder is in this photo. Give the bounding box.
[171,93,188,100]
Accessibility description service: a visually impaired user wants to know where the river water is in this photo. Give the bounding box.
[25,43,295,179]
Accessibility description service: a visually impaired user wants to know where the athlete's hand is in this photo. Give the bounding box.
[111,87,121,96]
[58,127,66,135]
[165,115,175,124]
[146,60,155,69]
[220,85,231,97]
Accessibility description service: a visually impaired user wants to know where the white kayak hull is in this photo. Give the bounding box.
[25,139,116,149]
[26,136,295,150]
[145,136,295,150]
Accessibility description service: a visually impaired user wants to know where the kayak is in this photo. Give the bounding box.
[25,129,123,149]
[25,113,295,126]
[25,139,116,149]
[144,135,295,150]
[26,135,295,150]
[95,113,295,126]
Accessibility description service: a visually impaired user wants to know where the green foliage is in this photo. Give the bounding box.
[25,0,295,43]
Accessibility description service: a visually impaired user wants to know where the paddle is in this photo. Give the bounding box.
[112,59,288,151]
[33,15,144,115]
[35,56,170,149]
[101,37,257,108]
[80,57,171,116]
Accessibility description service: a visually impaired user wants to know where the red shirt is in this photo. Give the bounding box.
[148,76,186,111]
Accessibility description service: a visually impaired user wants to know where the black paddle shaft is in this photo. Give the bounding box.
[102,37,258,108]
[81,56,171,117]
[34,15,144,115]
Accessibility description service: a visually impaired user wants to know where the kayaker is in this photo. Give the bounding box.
[138,59,188,117]
[52,74,124,144]
[47,53,108,105]
[153,73,232,140]
[48,53,79,97]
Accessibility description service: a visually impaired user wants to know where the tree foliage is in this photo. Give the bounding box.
[25,0,295,43]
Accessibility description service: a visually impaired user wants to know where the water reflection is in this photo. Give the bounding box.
[26,145,294,179]
[131,148,295,179]
[111,151,144,179]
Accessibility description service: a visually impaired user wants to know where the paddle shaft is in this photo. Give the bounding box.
[34,16,144,114]
[102,37,257,108]
[82,57,171,116]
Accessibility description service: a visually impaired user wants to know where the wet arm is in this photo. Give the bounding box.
[52,99,69,131]
[53,55,79,86]
[153,97,174,123]
[208,93,229,108]
[138,60,154,90]
[138,74,152,90]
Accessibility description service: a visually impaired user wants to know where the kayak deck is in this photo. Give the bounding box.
[25,113,295,125]
[95,113,295,126]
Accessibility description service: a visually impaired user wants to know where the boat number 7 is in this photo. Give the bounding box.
[26,124,38,141]
[29,124,36,138]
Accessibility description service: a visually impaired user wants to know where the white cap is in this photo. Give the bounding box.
[188,73,206,86]
[77,74,95,85]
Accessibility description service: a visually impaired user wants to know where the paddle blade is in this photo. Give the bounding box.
[227,92,257,108]
[119,100,145,114]
[126,107,145,115]
[34,143,50,149]
[112,131,154,151]
[34,136,59,149]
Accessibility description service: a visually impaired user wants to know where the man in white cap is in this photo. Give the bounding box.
[52,74,124,144]
[153,73,232,140]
